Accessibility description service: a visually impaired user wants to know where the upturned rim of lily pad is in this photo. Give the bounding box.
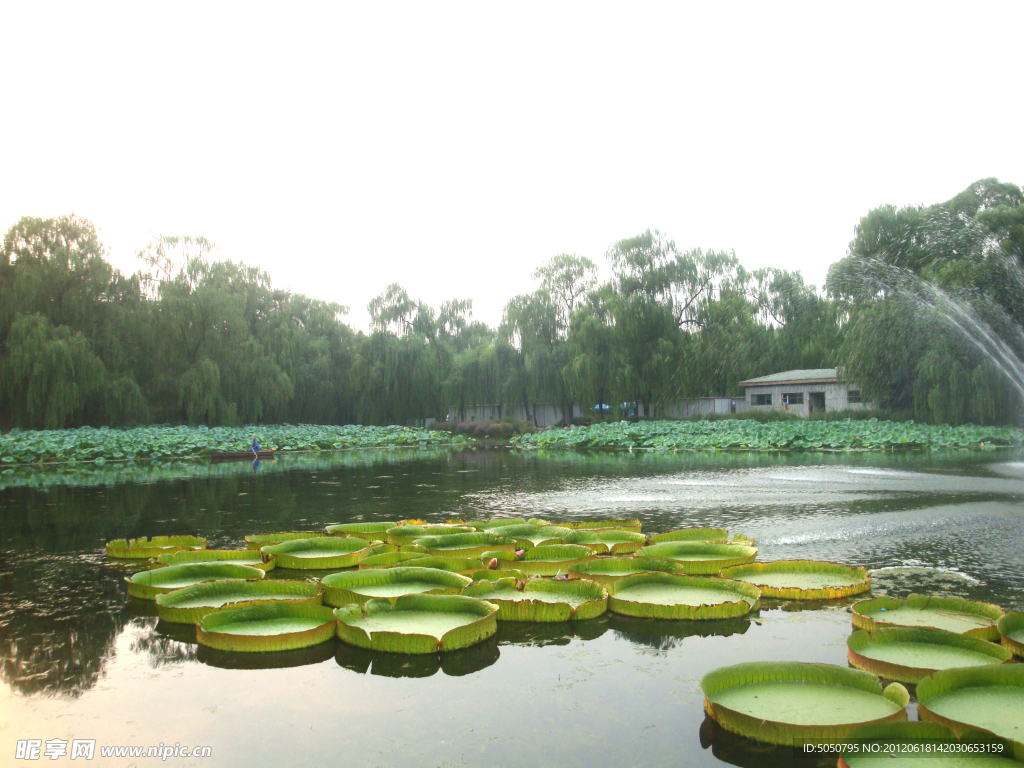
[196,602,337,653]
[152,549,276,572]
[916,665,1024,751]
[567,556,683,587]
[260,536,374,569]
[154,578,322,624]
[718,560,871,600]
[851,593,1004,641]
[462,577,608,622]
[562,529,647,555]
[413,532,516,558]
[635,541,758,574]
[106,535,207,559]
[321,566,472,607]
[649,527,729,544]
[701,661,909,746]
[386,524,476,546]
[125,562,265,600]
[333,593,499,654]
[325,521,398,540]
[559,518,642,532]
[608,572,761,620]
[997,611,1024,658]
[847,626,1012,684]
[244,531,327,550]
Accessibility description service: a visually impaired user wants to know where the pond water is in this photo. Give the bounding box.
[2,449,1023,767]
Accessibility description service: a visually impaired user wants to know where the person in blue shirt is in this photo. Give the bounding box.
[249,436,260,456]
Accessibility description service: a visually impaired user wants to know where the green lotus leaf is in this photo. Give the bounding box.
[566,556,683,587]
[461,577,608,622]
[701,661,909,746]
[400,544,428,553]
[106,535,207,559]
[997,612,1024,658]
[321,566,472,607]
[196,602,337,652]
[486,524,572,549]
[153,549,275,572]
[244,531,328,550]
[466,518,529,531]
[847,627,1012,684]
[608,573,760,620]
[261,537,373,569]
[358,551,430,569]
[719,560,870,600]
[559,518,642,532]
[388,556,487,575]
[501,544,595,577]
[126,563,264,600]
[650,527,729,544]
[635,541,758,574]
[852,594,1005,641]
[413,532,516,558]
[386,524,476,546]
[526,518,552,527]
[333,593,499,654]
[839,722,1019,768]
[155,578,322,624]
[469,568,528,582]
[562,530,647,555]
[917,665,1024,756]
[325,521,397,541]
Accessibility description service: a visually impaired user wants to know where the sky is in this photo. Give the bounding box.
[2,2,1022,331]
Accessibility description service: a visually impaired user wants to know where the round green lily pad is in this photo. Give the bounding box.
[321,566,472,607]
[244,531,327,550]
[486,524,571,549]
[106,535,207,559]
[325,521,397,541]
[650,527,729,544]
[997,612,1024,658]
[562,530,647,555]
[155,578,322,624]
[567,556,682,587]
[608,573,760,620]
[838,722,1021,768]
[196,603,337,652]
[702,661,909,746]
[126,563,265,600]
[153,549,276,572]
[853,594,1005,641]
[461,577,608,621]
[492,544,595,577]
[334,594,499,654]
[560,518,641,532]
[466,517,529,530]
[917,666,1024,755]
[386,524,477,546]
[719,560,871,600]
[390,556,488,575]
[414,532,516,558]
[635,541,758,574]
[261,536,373,569]
[358,551,430,569]
[848,627,1013,683]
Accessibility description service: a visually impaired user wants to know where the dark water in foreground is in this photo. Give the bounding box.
[2,449,1023,768]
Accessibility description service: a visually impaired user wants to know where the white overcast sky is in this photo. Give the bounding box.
[2,2,1022,330]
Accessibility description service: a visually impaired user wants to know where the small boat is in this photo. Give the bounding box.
[209,449,277,463]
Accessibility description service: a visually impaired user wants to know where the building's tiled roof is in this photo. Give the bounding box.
[738,368,839,387]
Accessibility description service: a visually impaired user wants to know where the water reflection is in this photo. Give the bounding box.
[199,641,336,670]
[129,618,197,665]
[699,716,835,768]
[609,613,754,652]
[335,637,500,678]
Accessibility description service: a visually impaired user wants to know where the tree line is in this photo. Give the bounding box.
[1,177,1022,431]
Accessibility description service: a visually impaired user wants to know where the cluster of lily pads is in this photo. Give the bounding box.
[512,418,1024,452]
[0,424,465,466]
[107,519,1024,759]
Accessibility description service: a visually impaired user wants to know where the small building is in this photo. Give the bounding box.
[737,368,867,415]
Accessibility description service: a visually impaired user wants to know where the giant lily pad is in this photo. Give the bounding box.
[719,560,870,600]
[334,594,499,654]
[321,567,472,607]
[196,603,337,652]
[560,518,642,532]
[462,577,608,621]
[608,573,760,620]
[997,612,1024,658]
[465,518,529,530]
[488,544,595,577]
[486,524,570,549]
[848,627,1012,684]
[244,531,327,550]
[389,556,487,576]
[701,661,909,746]
[414,532,515,558]
[838,722,1021,768]
[106,535,207,559]
[261,537,373,569]
[567,556,683,587]
[852,594,1004,641]
[650,527,729,544]
[325,521,397,541]
[562,530,647,554]
[917,666,1024,756]
[126,563,264,600]
[155,579,322,624]
[358,551,430,569]
[153,549,276,572]
[386,524,476,546]
[635,542,758,574]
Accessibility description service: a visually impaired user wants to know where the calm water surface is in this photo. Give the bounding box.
[2,449,1023,767]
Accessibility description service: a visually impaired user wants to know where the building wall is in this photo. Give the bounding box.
[446,403,582,428]
[656,397,748,418]
[743,382,868,415]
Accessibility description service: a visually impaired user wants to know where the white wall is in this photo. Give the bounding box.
[744,382,869,415]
